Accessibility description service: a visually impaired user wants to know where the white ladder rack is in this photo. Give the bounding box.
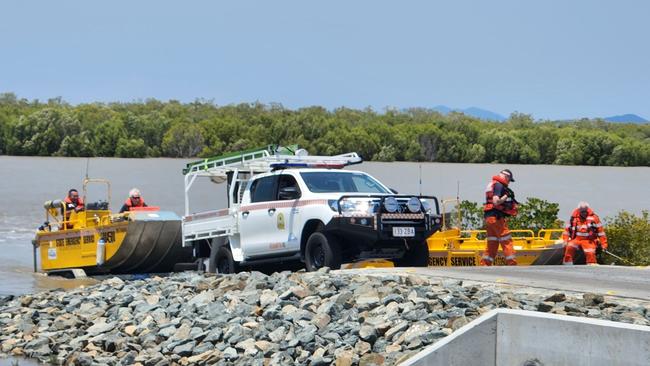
[184,151,362,177]
[182,145,362,216]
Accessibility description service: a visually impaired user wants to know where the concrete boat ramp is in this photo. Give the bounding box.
[416,265,650,301]
[344,265,650,301]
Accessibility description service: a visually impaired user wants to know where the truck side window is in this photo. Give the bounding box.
[277,175,301,200]
[250,176,277,203]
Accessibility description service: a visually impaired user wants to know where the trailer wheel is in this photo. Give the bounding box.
[393,241,429,268]
[305,232,342,271]
[212,246,238,274]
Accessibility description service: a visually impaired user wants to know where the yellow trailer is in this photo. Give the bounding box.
[33,179,192,276]
[343,228,564,269]
[425,228,565,267]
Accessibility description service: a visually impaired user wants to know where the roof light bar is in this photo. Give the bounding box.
[270,162,346,170]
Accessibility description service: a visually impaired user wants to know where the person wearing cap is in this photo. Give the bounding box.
[562,202,607,265]
[119,188,148,213]
[480,169,519,266]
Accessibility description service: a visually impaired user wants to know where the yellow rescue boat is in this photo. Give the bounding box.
[425,227,565,266]
[33,178,192,276]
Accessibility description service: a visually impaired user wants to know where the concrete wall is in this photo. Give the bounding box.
[496,310,650,366]
[402,312,497,366]
[403,309,650,366]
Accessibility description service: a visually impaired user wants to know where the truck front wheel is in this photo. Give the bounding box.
[305,232,342,271]
[392,240,429,268]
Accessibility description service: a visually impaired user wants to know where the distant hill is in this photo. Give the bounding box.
[432,106,648,124]
[603,114,648,123]
[433,105,506,121]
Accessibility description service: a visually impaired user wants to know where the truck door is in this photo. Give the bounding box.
[274,174,302,253]
[239,175,280,257]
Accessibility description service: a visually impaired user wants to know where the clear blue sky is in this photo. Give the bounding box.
[1,0,648,120]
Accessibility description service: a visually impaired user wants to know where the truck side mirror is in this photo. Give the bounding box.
[279,186,300,200]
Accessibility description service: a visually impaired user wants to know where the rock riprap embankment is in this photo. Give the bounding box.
[1,269,650,365]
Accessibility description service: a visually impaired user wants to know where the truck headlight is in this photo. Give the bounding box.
[328,200,339,212]
[407,197,421,213]
[384,197,398,213]
[339,199,374,216]
[340,200,357,213]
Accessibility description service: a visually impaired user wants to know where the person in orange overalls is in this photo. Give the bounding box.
[119,188,148,213]
[480,169,518,266]
[63,189,85,229]
[562,202,608,265]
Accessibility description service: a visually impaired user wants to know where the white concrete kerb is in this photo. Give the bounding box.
[402,309,650,366]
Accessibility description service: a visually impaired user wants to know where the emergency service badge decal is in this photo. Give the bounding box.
[277,213,285,230]
[48,247,57,260]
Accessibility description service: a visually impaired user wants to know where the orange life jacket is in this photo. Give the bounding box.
[124,197,146,210]
[484,175,518,216]
[62,196,84,229]
[63,196,84,210]
[563,208,607,245]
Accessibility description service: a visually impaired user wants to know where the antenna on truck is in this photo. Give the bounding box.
[418,164,422,196]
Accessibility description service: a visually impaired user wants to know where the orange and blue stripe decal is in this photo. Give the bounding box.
[240,199,329,212]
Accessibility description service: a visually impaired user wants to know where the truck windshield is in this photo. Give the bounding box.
[300,172,390,194]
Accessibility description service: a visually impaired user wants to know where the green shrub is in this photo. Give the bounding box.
[458,197,562,232]
[508,197,563,232]
[603,210,650,266]
[458,200,484,230]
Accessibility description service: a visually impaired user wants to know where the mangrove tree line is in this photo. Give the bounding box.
[0,93,648,166]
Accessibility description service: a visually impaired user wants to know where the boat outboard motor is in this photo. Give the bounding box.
[43,200,63,209]
[40,200,64,231]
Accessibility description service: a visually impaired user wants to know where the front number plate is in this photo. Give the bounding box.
[392,227,415,237]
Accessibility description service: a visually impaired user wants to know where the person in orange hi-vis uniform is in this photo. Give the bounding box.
[481,169,519,266]
[63,188,84,229]
[562,202,608,265]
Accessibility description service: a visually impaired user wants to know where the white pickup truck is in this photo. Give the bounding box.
[181,146,442,273]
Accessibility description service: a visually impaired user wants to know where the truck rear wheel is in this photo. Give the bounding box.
[393,241,429,268]
[305,232,342,271]
[211,246,238,274]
